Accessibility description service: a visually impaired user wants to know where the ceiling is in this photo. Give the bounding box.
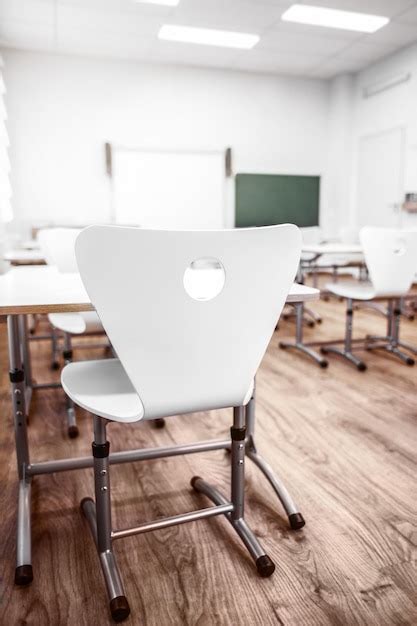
[1,0,417,79]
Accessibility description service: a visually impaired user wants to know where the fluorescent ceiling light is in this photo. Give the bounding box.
[281,4,389,33]
[135,0,180,6]
[158,25,259,49]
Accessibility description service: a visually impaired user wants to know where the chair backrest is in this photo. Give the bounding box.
[37,228,81,273]
[360,227,417,297]
[75,225,301,419]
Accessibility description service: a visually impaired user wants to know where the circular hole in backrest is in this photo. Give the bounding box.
[183,257,226,301]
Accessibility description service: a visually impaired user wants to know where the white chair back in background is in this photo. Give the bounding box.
[75,224,301,419]
[360,227,417,298]
[37,226,104,437]
[37,227,81,273]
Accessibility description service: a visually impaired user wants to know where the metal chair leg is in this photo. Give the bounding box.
[366,300,415,366]
[245,393,304,529]
[279,302,328,368]
[51,326,60,370]
[192,406,275,577]
[63,333,79,438]
[81,416,130,623]
[321,299,367,371]
[15,478,33,585]
[397,341,417,356]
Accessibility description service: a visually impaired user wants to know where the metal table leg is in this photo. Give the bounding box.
[8,314,33,585]
[279,302,328,368]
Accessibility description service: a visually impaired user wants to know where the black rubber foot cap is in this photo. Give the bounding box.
[110,595,131,623]
[317,319,322,324]
[320,360,329,369]
[289,512,306,530]
[68,425,79,439]
[15,564,33,586]
[278,342,286,349]
[256,555,275,578]
[51,361,60,370]
[406,357,415,366]
[190,476,202,489]
[357,362,367,372]
[307,321,315,328]
[154,418,166,429]
[320,347,328,355]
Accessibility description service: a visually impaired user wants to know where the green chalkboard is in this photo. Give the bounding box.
[235,173,320,228]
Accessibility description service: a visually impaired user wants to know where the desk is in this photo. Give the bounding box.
[302,242,363,256]
[0,265,319,584]
[4,249,46,266]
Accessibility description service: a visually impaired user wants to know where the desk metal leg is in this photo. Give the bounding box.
[279,302,328,368]
[8,315,33,585]
[245,387,305,530]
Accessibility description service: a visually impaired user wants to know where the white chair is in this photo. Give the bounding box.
[61,224,301,622]
[321,227,417,370]
[37,228,105,436]
[285,226,322,326]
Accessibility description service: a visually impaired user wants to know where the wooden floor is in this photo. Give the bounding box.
[1,293,417,625]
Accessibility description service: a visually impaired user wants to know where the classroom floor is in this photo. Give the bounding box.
[1,291,417,625]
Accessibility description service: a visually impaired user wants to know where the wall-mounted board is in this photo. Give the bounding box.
[235,173,320,228]
[109,145,230,229]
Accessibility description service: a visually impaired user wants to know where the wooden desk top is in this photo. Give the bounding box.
[0,266,319,316]
[4,249,46,266]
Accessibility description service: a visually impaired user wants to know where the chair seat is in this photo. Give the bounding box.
[48,311,104,334]
[325,280,377,300]
[61,359,144,423]
[62,358,254,423]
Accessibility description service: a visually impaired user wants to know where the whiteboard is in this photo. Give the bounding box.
[112,148,226,229]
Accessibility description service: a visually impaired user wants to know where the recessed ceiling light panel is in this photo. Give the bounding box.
[281,4,389,33]
[135,0,180,6]
[158,25,259,49]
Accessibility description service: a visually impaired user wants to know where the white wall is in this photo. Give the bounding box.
[2,49,330,234]
[349,43,417,230]
[321,74,354,237]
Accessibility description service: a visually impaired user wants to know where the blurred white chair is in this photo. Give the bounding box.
[288,226,323,326]
[321,227,417,370]
[38,228,105,437]
[61,224,301,622]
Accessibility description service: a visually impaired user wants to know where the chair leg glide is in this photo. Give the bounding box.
[14,564,33,586]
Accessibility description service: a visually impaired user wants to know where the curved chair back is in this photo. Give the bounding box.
[75,225,301,419]
[38,228,81,273]
[360,227,417,297]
